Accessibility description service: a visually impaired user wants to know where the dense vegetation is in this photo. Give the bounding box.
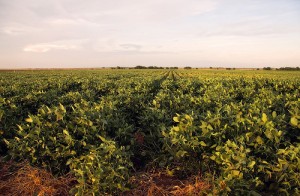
[0,69,299,195]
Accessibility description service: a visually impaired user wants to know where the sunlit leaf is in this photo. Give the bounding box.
[262,113,268,123]
[290,117,298,126]
[173,116,179,122]
[25,117,33,123]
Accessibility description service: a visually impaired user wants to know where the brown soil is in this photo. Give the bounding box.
[0,159,210,196]
[123,170,211,196]
[0,159,75,196]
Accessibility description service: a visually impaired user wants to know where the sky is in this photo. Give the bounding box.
[0,0,300,68]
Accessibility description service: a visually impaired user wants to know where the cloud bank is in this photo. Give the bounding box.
[0,0,300,68]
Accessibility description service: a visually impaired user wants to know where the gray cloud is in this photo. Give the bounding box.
[119,44,142,51]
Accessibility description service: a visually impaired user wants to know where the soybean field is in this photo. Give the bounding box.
[0,69,299,195]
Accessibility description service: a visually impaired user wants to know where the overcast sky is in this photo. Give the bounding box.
[0,0,300,68]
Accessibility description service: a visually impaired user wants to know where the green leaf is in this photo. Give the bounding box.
[166,167,174,176]
[56,112,63,121]
[63,129,70,136]
[264,129,273,140]
[290,117,298,126]
[248,161,256,169]
[0,110,4,120]
[25,117,33,123]
[176,150,187,158]
[173,127,180,132]
[256,136,263,144]
[76,169,84,176]
[98,135,107,142]
[59,103,65,111]
[207,124,213,130]
[17,125,23,131]
[210,155,216,160]
[3,139,9,145]
[246,132,253,141]
[200,141,207,146]
[232,170,240,177]
[66,159,73,165]
[173,116,179,122]
[272,111,277,118]
[262,113,268,123]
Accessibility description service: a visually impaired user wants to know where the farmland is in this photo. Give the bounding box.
[0,69,299,195]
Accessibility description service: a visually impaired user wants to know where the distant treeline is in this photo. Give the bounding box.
[112,66,181,69]
[277,67,300,71]
[133,66,167,69]
[111,66,300,70]
[263,67,300,71]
